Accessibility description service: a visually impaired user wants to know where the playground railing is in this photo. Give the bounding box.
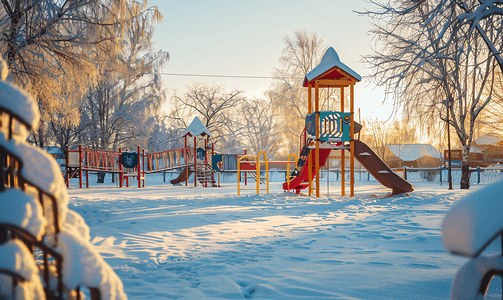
[144,146,192,173]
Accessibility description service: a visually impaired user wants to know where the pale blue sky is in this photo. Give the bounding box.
[148,0,394,120]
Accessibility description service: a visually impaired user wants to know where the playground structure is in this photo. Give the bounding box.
[65,49,413,197]
[65,118,212,189]
[283,47,414,197]
[65,117,245,189]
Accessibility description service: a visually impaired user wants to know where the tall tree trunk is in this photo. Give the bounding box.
[460,144,471,189]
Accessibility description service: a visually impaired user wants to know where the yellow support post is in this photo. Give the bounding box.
[257,151,269,194]
[286,153,299,192]
[315,81,320,198]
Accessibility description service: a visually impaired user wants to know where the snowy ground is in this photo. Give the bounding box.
[67,177,503,299]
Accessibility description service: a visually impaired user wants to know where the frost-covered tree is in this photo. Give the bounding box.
[235,98,280,158]
[362,0,502,189]
[81,5,168,150]
[168,83,245,146]
[146,116,184,152]
[268,30,342,157]
[0,60,126,299]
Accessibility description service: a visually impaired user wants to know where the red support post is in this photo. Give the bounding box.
[244,150,247,186]
[119,148,123,188]
[185,136,188,186]
[204,138,208,164]
[142,149,145,187]
[137,145,141,188]
[66,145,69,188]
[78,145,82,189]
[85,164,89,188]
[194,136,197,187]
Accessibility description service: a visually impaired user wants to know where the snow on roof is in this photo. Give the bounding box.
[303,47,362,86]
[452,145,483,153]
[388,144,441,161]
[181,116,211,137]
[0,188,47,239]
[442,180,503,257]
[474,134,501,146]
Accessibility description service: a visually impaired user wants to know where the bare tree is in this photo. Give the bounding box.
[362,0,501,188]
[269,30,342,157]
[235,98,280,158]
[168,83,245,145]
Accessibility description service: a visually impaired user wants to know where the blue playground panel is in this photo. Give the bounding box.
[305,111,352,142]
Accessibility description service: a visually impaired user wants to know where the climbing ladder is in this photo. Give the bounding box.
[195,164,217,187]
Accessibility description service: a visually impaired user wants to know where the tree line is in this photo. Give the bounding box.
[0,0,168,154]
[3,1,503,189]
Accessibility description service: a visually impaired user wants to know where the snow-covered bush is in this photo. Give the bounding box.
[0,59,127,300]
[442,180,503,299]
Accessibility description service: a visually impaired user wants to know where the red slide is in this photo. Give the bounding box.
[283,148,331,193]
[354,140,413,195]
[283,141,413,195]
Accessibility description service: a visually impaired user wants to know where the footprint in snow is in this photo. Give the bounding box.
[237,282,257,299]
[414,236,428,243]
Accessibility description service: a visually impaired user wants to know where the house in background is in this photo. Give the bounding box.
[444,134,503,167]
[387,144,442,168]
[474,134,503,167]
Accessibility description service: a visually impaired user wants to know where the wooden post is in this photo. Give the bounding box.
[119,148,123,188]
[315,81,320,198]
[350,83,355,197]
[341,87,345,197]
[308,83,313,195]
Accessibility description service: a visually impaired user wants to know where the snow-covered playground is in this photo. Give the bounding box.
[66,178,503,299]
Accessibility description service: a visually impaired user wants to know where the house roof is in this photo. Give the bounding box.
[388,144,441,161]
[303,47,361,87]
[181,116,211,137]
[474,134,502,146]
[453,145,483,154]
[481,145,503,155]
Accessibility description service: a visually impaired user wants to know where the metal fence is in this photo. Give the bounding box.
[71,166,503,187]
